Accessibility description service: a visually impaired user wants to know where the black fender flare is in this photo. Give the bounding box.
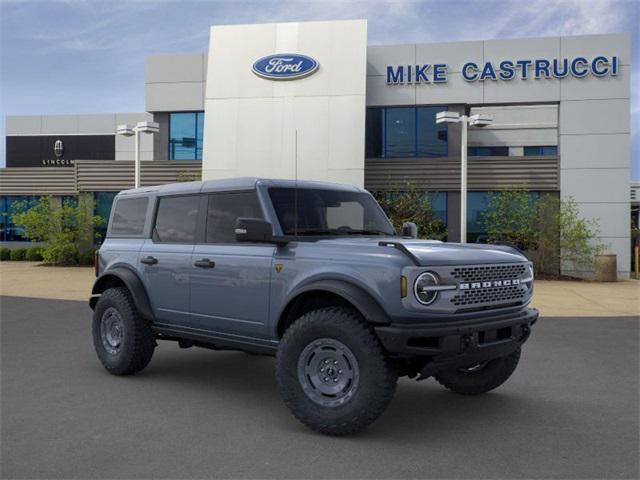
[89,267,154,321]
[279,279,391,329]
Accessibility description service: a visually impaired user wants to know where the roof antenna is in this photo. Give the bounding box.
[294,128,299,238]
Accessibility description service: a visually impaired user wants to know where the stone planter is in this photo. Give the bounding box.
[594,254,617,282]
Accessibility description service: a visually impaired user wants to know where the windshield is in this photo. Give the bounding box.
[268,187,396,237]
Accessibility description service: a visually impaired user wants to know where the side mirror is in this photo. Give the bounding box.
[235,218,274,243]
[401,222,418,239]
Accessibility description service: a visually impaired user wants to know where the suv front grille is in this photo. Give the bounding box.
[447,263,531,309]
[451,284,527,307]
[451,264,527,283]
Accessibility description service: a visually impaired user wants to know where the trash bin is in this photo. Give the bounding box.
[594,254,617,282]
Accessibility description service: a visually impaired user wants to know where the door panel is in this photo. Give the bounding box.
[139,194,201,325]
[189,244,275,338]
[188,190,274,339]
[139,240,194,324]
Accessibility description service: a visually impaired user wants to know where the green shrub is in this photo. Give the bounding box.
[11,194,104,265]
[9,248,27,261]
[481,188,605,276]
[78,249,96,266]
[0,247,11,261]
[26,246,43,261]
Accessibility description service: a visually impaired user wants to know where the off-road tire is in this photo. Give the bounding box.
[434,348,521,395]
[276,307,398,436]
[92,287,156,375]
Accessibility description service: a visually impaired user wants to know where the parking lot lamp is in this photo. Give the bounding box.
[116,121,159,188]
[436,111,492,243]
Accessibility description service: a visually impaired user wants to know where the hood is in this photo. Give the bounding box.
[398,239,526,266]
[314,237,527,266]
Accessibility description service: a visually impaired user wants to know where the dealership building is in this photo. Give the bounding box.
[0,20,633,277]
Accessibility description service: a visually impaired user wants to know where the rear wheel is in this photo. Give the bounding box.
[92,287,156,375]
[276,307,397,436]
[434,348,521,395]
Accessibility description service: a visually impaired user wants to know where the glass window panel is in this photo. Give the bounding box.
[206,192,263,244]
[169,112,202,160]
[467,192,490,243]
[110,197,148,236]
[541,145,558,156]
[94,192,118,243]
[196,112,204,160]
[385,108,415,157]
[429,192,448,226]
[153,195,200,243]
[469,146,508,156]
[365,108,383,158]
[524,146,558,156]
[523,146,541,156]
[417,107,448,157]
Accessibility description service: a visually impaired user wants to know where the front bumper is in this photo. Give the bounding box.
[375,307,538,379]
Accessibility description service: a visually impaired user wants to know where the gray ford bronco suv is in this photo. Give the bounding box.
[90,178,538,435]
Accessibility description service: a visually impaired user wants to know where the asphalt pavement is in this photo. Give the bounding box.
[1,296,638,479]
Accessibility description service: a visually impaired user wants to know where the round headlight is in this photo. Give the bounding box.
[414,272,439,305]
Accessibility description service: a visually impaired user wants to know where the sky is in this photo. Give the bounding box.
[1,0,638,178]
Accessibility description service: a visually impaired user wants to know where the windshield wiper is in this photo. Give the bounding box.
[294,228,392,236]
[342,229,391,236]
[294,229,339,236]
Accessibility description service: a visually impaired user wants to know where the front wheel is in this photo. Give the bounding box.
[92,287,156,375]
[434,348,521,395]
[276,307,398,436]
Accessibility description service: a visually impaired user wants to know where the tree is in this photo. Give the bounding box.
[373,184,447,240]
[480,187,537,251]
[481,188,605,277]
[11,195,104,265]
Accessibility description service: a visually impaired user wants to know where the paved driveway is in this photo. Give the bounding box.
[1,296,638,479]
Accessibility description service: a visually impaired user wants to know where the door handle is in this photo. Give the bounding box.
[140,256,158,265]
[194,258,215,269]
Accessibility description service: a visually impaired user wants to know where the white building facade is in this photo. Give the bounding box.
[2,20,632,277]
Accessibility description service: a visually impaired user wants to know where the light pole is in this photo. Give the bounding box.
[436,111,492,243]
[116,121,159,188]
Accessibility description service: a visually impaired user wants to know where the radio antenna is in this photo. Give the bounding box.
[294,128,299,238]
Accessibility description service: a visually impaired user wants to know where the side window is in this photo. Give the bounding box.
[153,195,200,243]
[206,192,263,244]
[110,197,148,236]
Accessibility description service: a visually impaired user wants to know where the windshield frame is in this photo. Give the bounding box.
[267,187,397,239]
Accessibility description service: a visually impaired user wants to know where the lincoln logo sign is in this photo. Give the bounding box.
[386,55,620,84]
[252,54,319,80]
[459,279,521,290]
[54,139,64,158]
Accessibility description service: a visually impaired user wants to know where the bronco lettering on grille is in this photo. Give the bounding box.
[459,278,520,290]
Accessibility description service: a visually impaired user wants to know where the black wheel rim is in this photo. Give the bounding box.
[297,338,359,407]
[100,307,124,355]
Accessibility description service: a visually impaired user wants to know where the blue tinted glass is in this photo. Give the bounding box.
[467,192,490,242]
[1,196,39,241]
[541,145,557,156]
[169,112,204,160]
[196,112,204,160]
[417,107,447,157]
[365,108,383,158]
[523,146,541,156]
[429,192,448,225]
[94,192,118,243]
[385,108,415,157]
[524,146,557,156]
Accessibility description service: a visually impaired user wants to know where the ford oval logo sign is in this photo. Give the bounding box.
[252,53,319,80]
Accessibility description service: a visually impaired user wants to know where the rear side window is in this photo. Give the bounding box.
[110,197,148,236]
[206,192,263,243]
[153,195,200,243]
